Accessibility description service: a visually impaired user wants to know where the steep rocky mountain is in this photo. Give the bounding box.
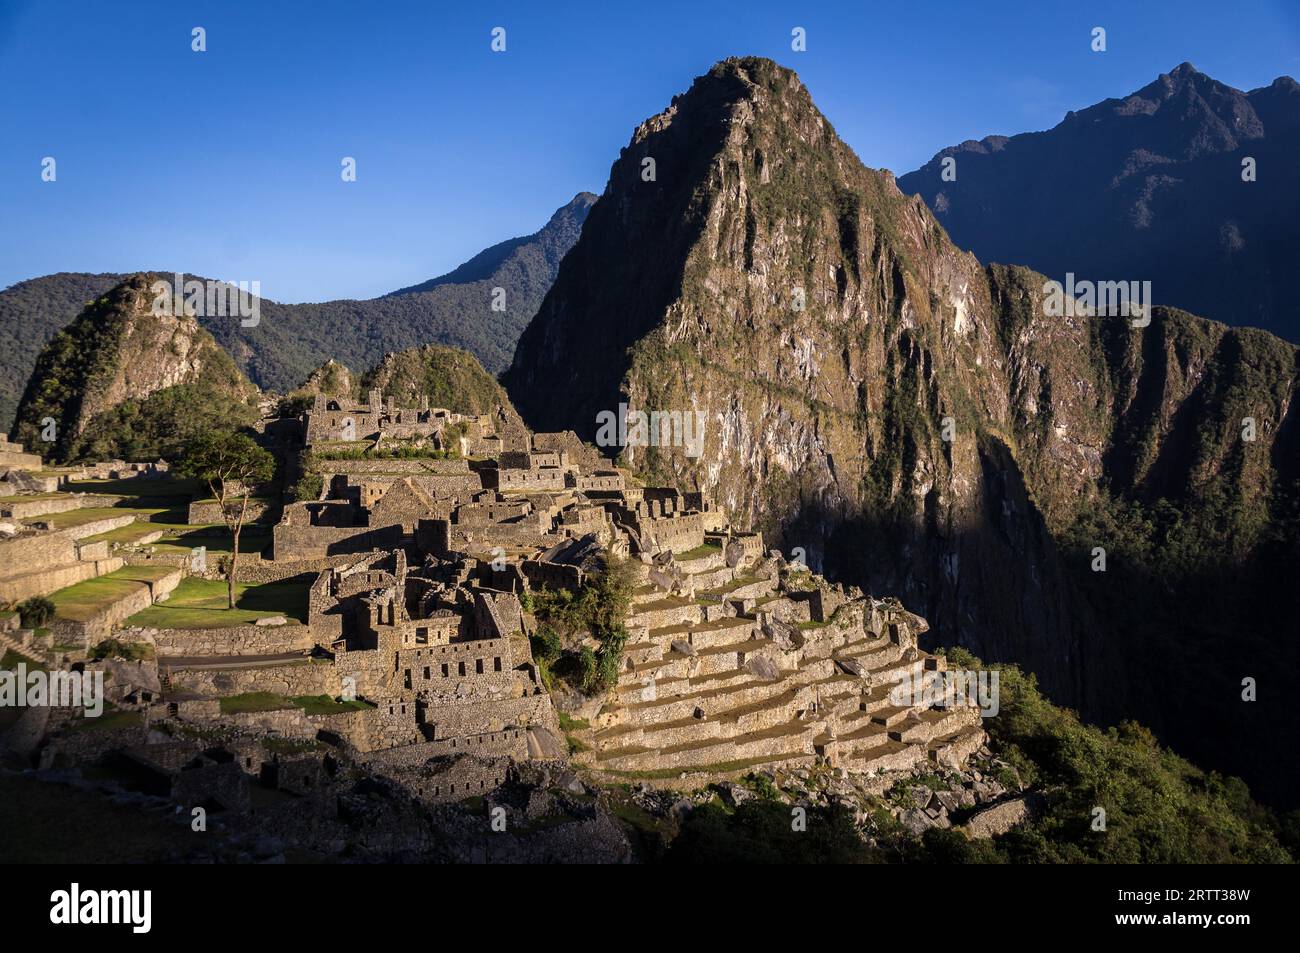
[0,192,596,431]
[10,273,261,462]
[505,57,1300,805]
[0,272,126,432]
[898,63,1300,342]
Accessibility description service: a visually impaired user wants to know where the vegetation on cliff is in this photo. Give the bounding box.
[526,558,636,693]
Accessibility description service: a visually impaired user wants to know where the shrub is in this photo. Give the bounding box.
[577,646,598,693]
[17,596,55,629]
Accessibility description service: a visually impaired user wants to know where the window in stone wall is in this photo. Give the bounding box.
[494,657,502,672]
[476,658,484,675]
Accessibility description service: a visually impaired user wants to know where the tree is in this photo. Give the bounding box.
[175,431,275,609]
[17,595,55,629]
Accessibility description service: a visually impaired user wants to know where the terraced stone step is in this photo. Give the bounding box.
[0,630,48,666]
[892,706,982,745]
[927,723,986,767]
[630,584,663,606]
[835,640,903,672]
[617,636,776,686]
[645,616,757,650]
[845,739,926,775]
[870,705,914,728]
[607,670,799,728]
[596,717,818,772]
[627,596,702,630]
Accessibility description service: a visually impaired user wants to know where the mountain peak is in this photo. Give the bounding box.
[551,191,598,222]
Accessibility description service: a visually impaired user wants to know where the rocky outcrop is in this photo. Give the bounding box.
[505,57,1300,806]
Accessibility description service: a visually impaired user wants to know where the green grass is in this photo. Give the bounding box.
[63,477,202,497]
[48,565,178,622]
[90,638,155,661]
[68,708,144,732]
[219,691,296,714]
[125,578,309,629]
[290,694,374,715]
[82,518,270,556]
[0,491,71,504]
[557,712,590,731]
[677,541,723,561]
[32,505,168,529]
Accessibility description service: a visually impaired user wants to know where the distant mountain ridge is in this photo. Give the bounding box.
[0,192,596,431]
[898,63,1300,341]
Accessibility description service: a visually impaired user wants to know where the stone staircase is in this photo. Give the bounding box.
[0,628,51,667]
[574,554,986,781]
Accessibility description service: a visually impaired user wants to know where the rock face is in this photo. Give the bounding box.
[899,63,1300,343]
[505,57,1300,806]
[10,273,260,461]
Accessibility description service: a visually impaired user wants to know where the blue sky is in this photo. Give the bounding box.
[1,0,1296,302]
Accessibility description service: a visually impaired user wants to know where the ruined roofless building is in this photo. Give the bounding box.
[302,388,492,452]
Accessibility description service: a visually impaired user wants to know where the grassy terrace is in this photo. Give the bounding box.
[126,577,309,629]
[677,541,723,561]
[83,520,270,556]
[19,475,275,556]
[63,477,201,497]
[0,491,78,504]
[48,565,179,622]
[31,505,167,529]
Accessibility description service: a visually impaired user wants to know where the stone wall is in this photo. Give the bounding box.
[186,499,276,525]
[272,523,399,561]
[398,637,516,701]
[639,513,705,554]
[147,622,316,657]
[0,532,79,577]
[0,495,111,519]
[169,659,340,697]
[419,692,558,742]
